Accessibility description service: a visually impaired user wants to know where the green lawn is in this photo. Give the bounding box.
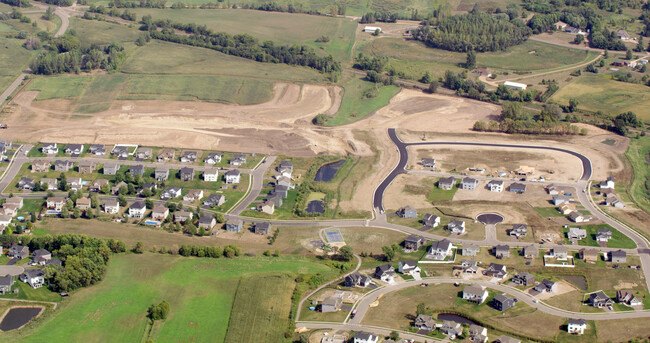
[325,77,399,126]
[15,254,334,343]
[427,179,459,202]
[624,136,650,213]
[534,206,564,217]
[551,75,650,119]
[0,278,62,302]
[562,224,637,249]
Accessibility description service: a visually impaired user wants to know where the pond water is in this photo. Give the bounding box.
[0,307,42,331]
[314,160,345,182]
[562,275,588,290]
[306,200,325,214]
[437,313,478,325]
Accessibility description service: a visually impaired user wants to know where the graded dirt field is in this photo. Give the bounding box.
[383,173,433,210]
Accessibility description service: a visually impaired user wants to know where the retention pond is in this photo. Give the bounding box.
[314,160,345,182]
[0,307,43,331]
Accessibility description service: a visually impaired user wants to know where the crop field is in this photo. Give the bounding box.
[551,75,650,118]
[14,254,334,343]
[68,18,142,45]
[325,77,399,126]
[121,41,326,83]
[0,37,33,94]
[130,9,357,61]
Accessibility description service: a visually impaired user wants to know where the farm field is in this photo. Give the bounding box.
[11,254,335,343]
[551,75,650,119]
[68,18,142,45]
[129,9,357,61]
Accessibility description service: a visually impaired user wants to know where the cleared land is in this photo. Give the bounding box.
[12,254,334,343]
[551,75,650,119]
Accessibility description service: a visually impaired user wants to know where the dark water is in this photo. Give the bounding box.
[306,200,325,214]
[314,160,345,182]
[0,307,42,331]
[562,275,588,290]
[437,313,478,325]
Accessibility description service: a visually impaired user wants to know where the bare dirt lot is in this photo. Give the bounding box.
[383,173,433,209]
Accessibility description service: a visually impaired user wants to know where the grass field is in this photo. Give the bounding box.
[563,224,637,249]
[534,206,564,217]
[551,75,650,118]
[27,76,93,100]
[625,136,650,213]
[427,179,459,202]
[0,37,33,94]
[325,77,399,126]
[13,254,334,343]
[68,18,142,46]
[74,74,127,113]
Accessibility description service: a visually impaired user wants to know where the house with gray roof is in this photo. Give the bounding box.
[509,182,527,193]
[344,273,371,288]
[438,177,456,190]
[463,284,488,303]
[0,275,14,294]
[54,160,73,172]
[155,168,169,181]
[414,314,435,331]
[130,165,145,177]
[226,220,243,232]
[512,272,535,286]
[398,205,417,218]
[103,163,120,175]
[494,245,510,258]
[509,224,527,237]
[461,177,479,190]
[534,279,558,293]
[19,269,45,288]
[485,263,507,279]
[610,249,626,263]
[446,219,465,234]
[462,243,480,256]
[429,239,453,260]
[422,213,440,227]
[253,222,271,235]
[179,167,194,181]
[492,293,515,311]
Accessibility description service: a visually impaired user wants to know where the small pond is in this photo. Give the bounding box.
[436,313,478,325]
[306,200,325,214]
[0,307,43,331]
[314,160,345,182]
[562,275,587,290]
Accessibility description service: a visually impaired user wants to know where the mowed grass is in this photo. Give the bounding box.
[130,9,356,61]
[18,254,334,343]
[551,75,650,118]
[69,18,142,46]
[478,40,596,72]
[563,224,637,249]
[326,76,399,126]
[625,136,650,213]
[122,41,326,83]
[224,274,294,343]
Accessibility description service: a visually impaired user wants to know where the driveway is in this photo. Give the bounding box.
[0,265,25,276]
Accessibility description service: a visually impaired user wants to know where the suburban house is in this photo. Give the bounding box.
[180,151,198,163]
[353,332,378,343]
[46,197,66,211]
[0,215,11,227]
[226,220,243,232]
[278,160,293,172]
[397,260,420,275]
[605,194,625,208]
[274,185,289,198]
[534,279,558,293]
[89,144,106,155]
[596,229,612,243]
[276,176,293,188]
[559,203,576,215]
[567,318,587,335]
[198,215,217,230]
[3,195,21,208]
[18,177,35,190]
[54,160,74,172]
[8,244,29,259]
[589,291,613,308]
[552,246,569,260]
[494,335,521,343]
[522,245,538,259]
[65,144,84,155]
[32,249,52,265]
[204,153,222,164]
[42,142,58,154]
[135,148,152,159]
[103,199,119,214]
[422,213,440,228]
[344,273,371,288]
[174,211,193,223]
[420,158,436,168]
[568,227,587,240]
[111,181,128,195]
[488,180,504,192]
[404,235,425,251]
[253,222,271,235]
[511,272,535,286]
[230,154,247,166]
[494,245,510,259]
[157,149,175,162]
[552,195,571,206]
[398,206,417,219]
[414,314,436,331]
[88,179,109,192]
[429,239,453,260]
[78,162,96,174]
[547,185,561,195]
[509,224,527,238]
[224,170,241,184]
[616,290,642,306]
[374,264,395,282]
[112,146,129,158]
[440,321,463,339]
[469,324,488,343]
[568,211,586,223]
[0,275,14,294]
[160,187,182,200]
[31,160,50,173]
[447,219,465,234]
[509,182,527,194]
[257,200,275,215]
[67,177,83,191]
[600,177,615,189]
[128,165,144,177]
[485,263,507,279]
[463,284,488,303]
[463,243,480,256]
[438,177,456,190]
[40,178,57,190]
[610,250,627,263]
[103,163,120,175]
[321,295,342,313]
[204,194,226,207]
[579,248,599,262]
[492,293,516,311]
[75,197,92,211]
[459,259,479,274]
[183,189,204,202]
[1,204,18,217]
[203,168,219,182]
[554,21,568,29]
[460,177,479,190]
[155,168,169,181]
[128,201,146,219]
[19,269,45,288]
[151,205,169,221]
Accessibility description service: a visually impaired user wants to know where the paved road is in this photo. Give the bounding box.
[230,156,275,215]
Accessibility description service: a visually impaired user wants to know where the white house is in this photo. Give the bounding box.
[600,177,615,189]
[567,318,587,335]
[429,239,453,260]
[362,26,382,33]
[103,199,120,214]
[204,153,222,164]
[463,284,489,304]
[397,260,420,275]
[224,169,241,184]
[447,220,466,234]
[203,168,219,182]
[42,143,58,154]
[488,180,504,192]
[20,269,45,289]
[353,331,378,343]
[503,81,527,91]
[128,201,146,219]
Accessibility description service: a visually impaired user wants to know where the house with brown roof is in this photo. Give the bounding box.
[75,197,92,211]
[157,149,175,162]
[151,205,169,221]
[31,160,50,173]
[183,189,204,202]
[257,200,275,214]
[174,211,193,223]
[78,162,96,174]
[579,248,599,262]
